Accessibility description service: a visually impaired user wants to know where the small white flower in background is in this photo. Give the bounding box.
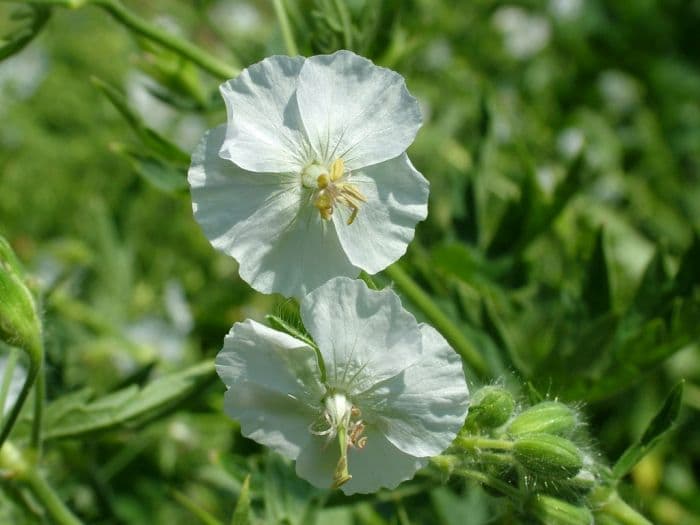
[216,277,469,494]
[189,50,428,298]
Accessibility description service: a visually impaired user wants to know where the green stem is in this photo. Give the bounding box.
[0,0,238,79]
[23,468,84,525]
[384,263,488,377]
[0,349,19,414]
[0,441,83,525]
[93,0,238,78]
[0,341,42,449]
[456,468,521,500]
[359,271,379,290]
[597,492,653,525]
[31,357,45,454]
[456,436,514,451]
[272,0,299,55]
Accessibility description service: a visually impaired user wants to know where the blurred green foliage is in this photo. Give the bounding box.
[1,0,699,523]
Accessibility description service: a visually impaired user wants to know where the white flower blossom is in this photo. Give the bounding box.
[215,277,469,494]
[188,51,428,298]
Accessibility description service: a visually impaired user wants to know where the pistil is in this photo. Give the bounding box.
[309,392,367,489]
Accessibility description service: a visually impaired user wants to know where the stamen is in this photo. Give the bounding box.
[330,158,345,181]
[308,158,367,224]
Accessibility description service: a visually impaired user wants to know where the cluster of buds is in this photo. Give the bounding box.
[451,386,601,524]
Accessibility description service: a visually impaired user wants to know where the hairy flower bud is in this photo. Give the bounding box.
[528,494,594,525]
[507,401,578,437]
[465,386,515,429]
[0,237,41,353]
[513,433,583,479]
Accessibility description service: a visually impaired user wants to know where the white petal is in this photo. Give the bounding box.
[296,50,421,170]
[238,203,359,298]
[295,427,427,494]
[219,55,311,173]
[332,154,429,274]
[224,382,317,459]
[189,126,358,297]
[215,319,325,404]
[359,324,469,457]
[300,277,423,395]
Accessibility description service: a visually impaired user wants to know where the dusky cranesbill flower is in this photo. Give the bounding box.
[215,277,469,494]
[188,50,428,298]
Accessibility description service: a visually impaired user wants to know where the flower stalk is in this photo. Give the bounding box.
[384,263,489,377]
[0,0,239,79]
[272,0,299,56]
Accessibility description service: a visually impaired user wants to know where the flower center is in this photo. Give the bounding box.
[309,392,367,489]
[300,159,367,225]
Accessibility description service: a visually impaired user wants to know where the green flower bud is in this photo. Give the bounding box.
[513,433,583,479]
[0,237,41,352]
[529,494,593,525]
[465,386,515,429]
[430,454,460,475]
[507,401,578,437]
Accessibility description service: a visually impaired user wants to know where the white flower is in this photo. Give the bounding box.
[215,277,469,494]
[188,50,428,298]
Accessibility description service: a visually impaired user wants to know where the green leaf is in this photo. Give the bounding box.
[672,233,700,297]
[264,454,322,525]
[432,486,490,525]
[581,228,612,318]
[19,361,215,441]
[486,167,538,258]
[612,382,684,479]
[630,249,670,319]
[230,475,251,525]
[0,7,50,62]
[91,76,190,165]
[523,153,584,246]
[265,315,317,351]
[121,149,189,193]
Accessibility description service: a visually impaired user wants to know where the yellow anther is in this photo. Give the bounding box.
[314,191,334,220]
[330,158,345,181]
[317,174,330,189]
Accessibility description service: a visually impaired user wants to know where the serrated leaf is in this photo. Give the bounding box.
[581,228,611,317]
[0,7,50,62]
[612,382,684,479]
[231,475,251,525]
